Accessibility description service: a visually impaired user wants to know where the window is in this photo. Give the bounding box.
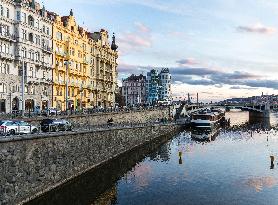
[6,8,9,18]
[30,67,34,77]
[22,29,27,40]
[28,33,34,42]
[35,34,40,45]
[56,32,62,40]
[16,11,21,21]
[28,15,34,26]
[0,83,7,93]
[23,13,26,23]
[0,6,3,16]
[30,86,35,95]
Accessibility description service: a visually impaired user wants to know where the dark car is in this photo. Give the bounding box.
[40,119,72,132]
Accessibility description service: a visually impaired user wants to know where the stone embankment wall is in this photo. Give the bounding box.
[0,124,182,205]
[9,108,172,126]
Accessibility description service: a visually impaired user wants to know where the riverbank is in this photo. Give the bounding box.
[0,123,183,204]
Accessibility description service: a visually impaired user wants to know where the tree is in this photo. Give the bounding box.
[115,92,125,107]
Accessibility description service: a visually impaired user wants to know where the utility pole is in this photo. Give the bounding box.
[21,61,25,117]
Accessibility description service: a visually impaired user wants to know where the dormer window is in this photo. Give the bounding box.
[28,15,34,26]
[71,26,74,32]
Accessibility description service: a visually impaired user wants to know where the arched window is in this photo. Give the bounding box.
[28,33,34,42]
[28,15,34,26]
[22,47,27,58]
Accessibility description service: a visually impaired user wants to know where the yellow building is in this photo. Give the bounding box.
[51,10,118,111]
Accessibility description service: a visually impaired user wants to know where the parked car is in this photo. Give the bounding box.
[41,108,62,116]
[0,120,38,135]
[40,119,72,132]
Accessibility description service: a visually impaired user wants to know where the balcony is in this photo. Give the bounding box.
[42,62,52,69]
[0,32,16,42]
[83,59,90,65]
[55,50,67,57]
[25,76,53,85]
[58,80,65,85]
[42,45,52,54]
[0,52,14,61]
[57,65,65,72]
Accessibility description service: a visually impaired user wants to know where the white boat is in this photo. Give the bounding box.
[191,108,225,141]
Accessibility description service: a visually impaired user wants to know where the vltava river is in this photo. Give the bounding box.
[28,111,278,205]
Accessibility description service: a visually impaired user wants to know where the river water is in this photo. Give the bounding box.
[28,111,278,205]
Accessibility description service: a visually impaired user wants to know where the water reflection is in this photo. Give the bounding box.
[26,134,175,205]
[27,111,278,205]
[245,176,278,192]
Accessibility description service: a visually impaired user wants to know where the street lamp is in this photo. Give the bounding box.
[64,60,71,113]
[21,60,25,117]
[79,84,83,111]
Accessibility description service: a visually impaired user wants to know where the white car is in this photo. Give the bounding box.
[0,120,38,135]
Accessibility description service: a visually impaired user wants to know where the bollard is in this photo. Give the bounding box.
[179,151,183,165]
[270,155,275,169]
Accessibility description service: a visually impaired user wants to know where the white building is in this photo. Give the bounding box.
[122,74,146,106]
[159,68,172,102]
[0,0,53,113]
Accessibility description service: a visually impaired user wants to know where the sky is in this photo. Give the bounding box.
[40,0,278,102]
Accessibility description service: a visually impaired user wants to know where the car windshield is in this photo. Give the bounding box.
[18,121,30,126]
[5,121,15,126]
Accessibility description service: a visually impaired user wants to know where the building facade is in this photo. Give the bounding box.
[51,10,118,111]
[146,68,172,104]
[158,68,171,102]
[0,0,53,113]
[51,10,90,111]
[146,69,159,104]
[87,30,118,108]
[122,74,146,106]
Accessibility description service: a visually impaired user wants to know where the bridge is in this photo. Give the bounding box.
[173,103,271,122]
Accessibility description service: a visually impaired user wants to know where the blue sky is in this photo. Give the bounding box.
[41,0,278,102]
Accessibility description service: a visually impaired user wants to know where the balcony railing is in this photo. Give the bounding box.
[25,76,52,84]
[83,59,90,65]
[0,52,14,60]
[0,32,16,42]
[42,45,52,53]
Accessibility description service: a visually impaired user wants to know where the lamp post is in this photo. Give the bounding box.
[21,61,25,117]
[80,84,83,111]
[64,60,71,113]
[125,83,128,106]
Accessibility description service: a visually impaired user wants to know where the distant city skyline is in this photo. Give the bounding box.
[40,0,278,102]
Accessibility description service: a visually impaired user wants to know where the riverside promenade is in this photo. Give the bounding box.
[0,108,184,205]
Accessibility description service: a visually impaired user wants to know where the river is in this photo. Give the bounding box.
[27,111,278,205]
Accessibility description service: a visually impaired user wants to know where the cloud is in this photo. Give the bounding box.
[134,22,150,33]
[230,86,257,90]
[237,23,276,34]
[176,58,198,66]
[118,62,278,90]
[118,22,152,55]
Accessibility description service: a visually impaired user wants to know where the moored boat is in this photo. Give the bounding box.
[191,108,225,141]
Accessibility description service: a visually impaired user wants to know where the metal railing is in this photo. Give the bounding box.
[0,105,170,119]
